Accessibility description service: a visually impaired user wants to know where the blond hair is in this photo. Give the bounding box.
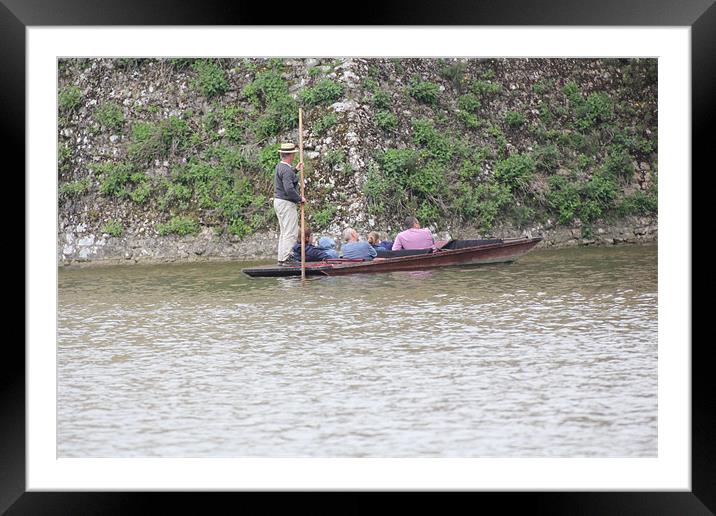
[367,231,380,245]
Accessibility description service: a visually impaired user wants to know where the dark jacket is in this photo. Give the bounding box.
[292,243,332,262]
[274,162,301,203]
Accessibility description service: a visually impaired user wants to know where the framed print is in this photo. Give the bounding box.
[10,0,713,513]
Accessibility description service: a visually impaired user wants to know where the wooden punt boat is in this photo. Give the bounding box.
[241,236,542,278]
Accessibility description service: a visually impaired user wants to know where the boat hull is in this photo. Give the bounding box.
[325,237,541,276]
[241,237,542,278]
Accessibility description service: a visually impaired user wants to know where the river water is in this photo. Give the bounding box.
[57,244,657,457]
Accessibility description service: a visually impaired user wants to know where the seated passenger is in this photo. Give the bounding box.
[392,216,436,251]
[378,231,394,251]
[317,236,340,259]
[291,226,333,262]
[340,227,378,260]
[367,231,389,251]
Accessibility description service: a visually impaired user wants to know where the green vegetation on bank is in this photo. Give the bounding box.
[102,220,124,237]
[58,57,657,241]
[93,102,124,131]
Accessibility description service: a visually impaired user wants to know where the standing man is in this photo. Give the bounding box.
[273,142,305,265]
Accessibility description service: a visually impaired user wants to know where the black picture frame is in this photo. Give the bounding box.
[7,0,712,513]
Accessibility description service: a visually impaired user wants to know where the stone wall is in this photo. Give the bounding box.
[59,216,657,266]
[58,57,657,266]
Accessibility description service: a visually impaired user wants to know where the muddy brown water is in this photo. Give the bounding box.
[58,244,657,457]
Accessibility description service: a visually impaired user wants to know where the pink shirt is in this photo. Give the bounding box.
[392,228,435,250]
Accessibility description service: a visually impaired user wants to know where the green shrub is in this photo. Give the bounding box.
[603,146,635,181]
[242,69,289,107]
[576,92,613,129]
[58,144,72,174]
[453,181,512,230]
[324,149,345,168]
[366,147,451,225]
[323,150,352,174]
[539,104,553,124]
[102,220,123,237]
[612,128,655,156]
[563,80,582,104]
[494,153,536,192]
[362,76,379,92]
[487,124,507,159]
[158,180,192,211]
[372,89,391,110]
[457,110,481,129]
[157,216,199,236]
[363,164,392,215]
[374,148,420,179]
[504,111,526,127]
[219,105,248,143]
[577,154,594,171]
[559,130,600,156]
[375,110,398,132]
[129,180,152,204]
[255,95,298,138]
[546,175,581,224]
[471,80,502,95]
[457,93,481,113]
[300,79,344,106]
[616,190,657,216]
[412,119,454,163]
[94,163,151,202]
[310,205,336,229]
[228,218,251,238]
[216,145,251,173]
[531,79,552,94]
[192,60,228,98]
[95,162,135,197]
[412,160,447,197]
[59,178,90,197]
[128,117,189,163]
[458,158,483,181]
[581,170,618,217]
[457,93,482,128]
[59,86,82,111]
[417,201,441,224]
[533,144,560,173]
[408,78,440,105]
[258,143,282,176]
[313,112,338,135]
[93,102,124,131]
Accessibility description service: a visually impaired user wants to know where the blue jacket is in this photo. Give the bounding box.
[292,243,332,262]
[341,241,377,260]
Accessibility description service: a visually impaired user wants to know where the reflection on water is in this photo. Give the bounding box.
[58,244,657,457]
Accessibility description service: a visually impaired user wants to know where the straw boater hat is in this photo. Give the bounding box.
[278,142,299,154]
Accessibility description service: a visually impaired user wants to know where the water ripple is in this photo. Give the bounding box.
[58,244,657,457]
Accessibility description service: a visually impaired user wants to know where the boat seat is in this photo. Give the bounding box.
[375,248,433,258]
[440,239,503,250]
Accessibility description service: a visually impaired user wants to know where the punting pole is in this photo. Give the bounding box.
[299,108,306,281]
